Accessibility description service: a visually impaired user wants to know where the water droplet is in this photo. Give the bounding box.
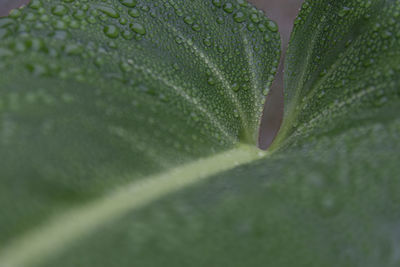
[24,13,36,21]
[119,0,137,8]
[250,13,260,23]
[64,43,82,55]
[87,16,97,24]
[338,6,351,17]
[53,21,67,30]
[130,22,146,35]
[128,8,140,18]
[39,14,49,22]
[183,16,194,25]
[122,30,133,40]
[247,23,256,31]
[267,20,278,32]
[103,25,120,38]
[232,83,240,92]
[203,36,212,47]
[191,24,201,31]
[216,17,224,24]
[97,6,120,18]
[119,17,128,25]
[51,4,68,16]
[9,9,22,18]
[73,10,85,20]
[258,23,266,32]
[233,12,245,23]
[120,61,132,72]
[29,0,42,9]
[212,0,222,8]
[223,3,234,13]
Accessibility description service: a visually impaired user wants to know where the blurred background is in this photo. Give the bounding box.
[250,0,304,149]
[0,0,304,149]
[0,0,29,16]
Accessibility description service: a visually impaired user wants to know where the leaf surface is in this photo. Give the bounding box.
[1,0,400,266]
[0,0,280,265]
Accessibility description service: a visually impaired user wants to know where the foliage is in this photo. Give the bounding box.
[0,0,399,266]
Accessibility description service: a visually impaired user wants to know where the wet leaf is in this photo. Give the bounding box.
[1,0,399,266]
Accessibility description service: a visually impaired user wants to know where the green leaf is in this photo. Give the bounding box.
[275,0,400,148]
[1,0,400,266]
[0,0,280,266]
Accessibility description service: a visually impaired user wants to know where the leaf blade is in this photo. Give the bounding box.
[0,0,280,260]
[275,0,400,148]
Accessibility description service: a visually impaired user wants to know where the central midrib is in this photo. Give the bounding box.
[0,144,268,267]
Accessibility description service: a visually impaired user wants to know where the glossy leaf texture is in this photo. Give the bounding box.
[276,0,400,147]
[1,0,400,267]
[0,0,280,264]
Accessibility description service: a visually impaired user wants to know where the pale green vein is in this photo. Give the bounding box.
[276,85,382,150]
[296,32,364,111]
[107,125,172,169]
[95,45,234,141]
[286,13,326,110]
[274,14,326,147]
[242,34,260,119]
[130,62,235,142]
[167,24,249,132]
[0,145,267,267]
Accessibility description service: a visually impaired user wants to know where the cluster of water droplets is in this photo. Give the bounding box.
[282,0,400,145]
[1,0,281,147]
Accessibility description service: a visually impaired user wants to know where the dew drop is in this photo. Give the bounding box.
[207,77,216,85]
[87,16,97,24]
[9,9,22,18]
[73,10,85,20]
[203,36,212,47]
[183,16,194,25]
[39,14,50,22]
[103,25,120,38]
[29,0,42,9]
[122,30,133,40]
[24,13,36,21]
[232,83,240,92]
[212,0,222,8]
[258,23,266,32]
[51,4,68,16]
[192,24,201,31]
[233,12,245,23]
[250,13,260,23]
[130,22,146,35]
[338,6,351,18]
[53,21,67,30]
[64,43,82,55]
[97,6,120,18]
[128,8,140,18]
[267,20,278,32]
[223,3,234,13]
[119,0,137,8]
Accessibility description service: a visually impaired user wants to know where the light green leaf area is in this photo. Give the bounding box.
[0,0,400,267]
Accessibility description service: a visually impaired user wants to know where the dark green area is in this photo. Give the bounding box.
[45,103,400,267]
[0,0,280,247]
